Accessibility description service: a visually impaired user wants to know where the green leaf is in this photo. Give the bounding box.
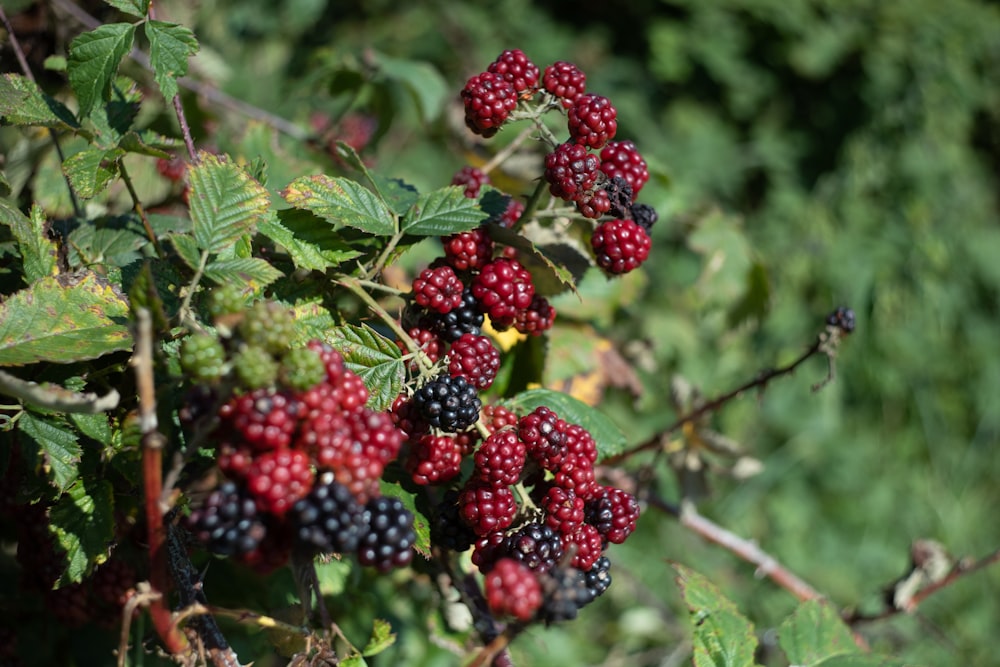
[374,54,448,124]
[188,152,271,253]
[361,618,396,657]
[204,257,284,290]
[340,657,367,667]
[144,20,199,102]
[289,301,337,343]
[379,480,431,558]
[281,175,396,236]
[104,0,149,17]
[49,476,115,585]
[117,131,174,158]
[67,23,136,118]
[66,216,147,268]
[69,413,112,445]
[276,208,366,264]
[0,74,79,130]
[326,324,404,412]
[0,200,59,282]
[813,657,908,667]
[0,272,132,366]
[779,599,861,666]
[19,412,81,493]
[503,388,627,459]
[63,147,124,199]
[400,185,488,236]
[673,564,759,667]
[258,216,333,272]
[169,233,202,271]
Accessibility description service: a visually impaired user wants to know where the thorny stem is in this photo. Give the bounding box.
[119,162,166,258]
[146,4,200,164]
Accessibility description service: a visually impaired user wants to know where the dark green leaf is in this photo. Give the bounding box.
[69,412,112,445]
[275,208,367,264]
[361,618,396,657]
[258,216,334,272]
[49,476,115,585]
[144,20,199,102]
[779,599,861,666]
[66,219,146,268]
[104,0,149,17]
[0,74,80,130]
[0,272,132,366]
[503,388,627,459]
[400,185,487,236]
[327,324,404,412]
[204,257,284,289]
[188,152,271,253]
[813,657,908,667]
[281,175,396,236]
[63,147,124,199]
[18,412,81,493]
[0,200,58,282]
[67,23,136,118]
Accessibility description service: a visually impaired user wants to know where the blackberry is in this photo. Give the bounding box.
[539,566,593,623]
[500,197,524,228]
[207,283,248,321]
[91,557,138,610]
[599,140,649,197]
[584,556,612,599]
[471,257,535,328]
[390,394,430,441]
[315,408,401,503]
[553,453,599,500]
[586,485,640,544]
[480,404,520,433]
[424,287,485,342]
[306,339,347,383]
[156,154,186,182]
[514,295,556,335]
[240,300,297,355]
[442,227,494,272]
[487,49,540,94]
[451,166,491,199]
[826,306,856,333]
[406,434,464,486]
[602,176,634,220]
[461,71,518,138]
[357,495,416,572]
[185,481,267,556]
[471,529,508,573]
[542,61,586,106]
[289,475,368,555]
[448,333,501,390]
[397,327,443,371]
[219,388,300,451]
[502,522,563,574]
[541,486,585,536]
[629,202,659,232]
[485,558,542,622]
[561,421,598,464]
[280,347,326,392]
[232,344,280,390]
[246,449,315,517]
[543,142,602,203]
[412,265,465,314]
[411,374,482,433]
[591,218,651,275]
[179,333,227,383]
[567,94,617,150]
[575,188,611,220]
[459,480,517,536]
[518,406,567,471]
[430,489,477,552]
[564,523,603,570]
[474,430,526,487]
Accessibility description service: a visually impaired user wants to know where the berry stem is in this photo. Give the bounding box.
[516,178,549,231]
[177,250,212,329]
[367,230,404,281]
[480,124,535,175]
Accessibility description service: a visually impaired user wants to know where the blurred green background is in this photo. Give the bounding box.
[7,0,1000,664]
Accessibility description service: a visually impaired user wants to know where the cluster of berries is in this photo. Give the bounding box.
[180,290,415,573]
[460,49,657,275]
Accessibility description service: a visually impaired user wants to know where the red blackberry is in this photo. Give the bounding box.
[390,394,430,441]
[480,404,520,433]
[306,339,346,384]
[430,488,478,552]
[458,480,517,536]
[541,486,585,536]
[186,480,267,556]
[591,218,651,275]
[513,295,556,335]
[502,522,564,574]
[575,188,611,220]
[539,566,594,623]
[561,422,598,464]
[357,495,416,572]
[412,265,465,314]
[500,197,524,228]
[584,555,612,599]
[44,582,92,627]
[179,333,227,383]
[543,142,602,203]
[316,408,400,502]
[217,441,254,479]
[289,475,368,556]
[448,333,501,390]
[518,406,567,471]
[629,202,659,231]
[487,49,540,94]
[442,227,494,271]
[471,257,535,328]
[461,71,518,138]
[237,521,292,573]
[567,94,618,150]
[423,287,484,342]
[451,166,491,198]
[554,453,599,500]
[219,388,301,451]
[246,449,315,517]
[397,326,443,371]
[406,434,464,485]
[411,374,482,433]
[599,140,649,197]
[542,61,586,106]
[474,430,526,487]
[485,558,543,622]
[586,485,640,544]
[156,154,185,182]
[471,529,508,573]
[563,523,603,570]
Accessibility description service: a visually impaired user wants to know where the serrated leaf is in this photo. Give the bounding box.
[673,564,758,667]
[67,23,136,118]
[326,324,404,412]
[276,208,367,264]
[188,153,270,253]
[0,74,79,130]
[18,412,81,492]
[281,175,396,236]
[289,301,337,343]
[104,0,149,17]
[204,257,284,289]
[169,233,202,271]
[144,20,199,102]
[362,618,396,657]
[780,599,860,666]
[63,147,124,199]
[69,412,112,444]
[258,216,333,272]
[674,563,744,615]
[400,185,488,236]
[117,131,173,158]
[0,272,132,366]
[49,477,114,585]
[503,388,627,459]
[379,480,431,558]
[0,200,58,282]
[66,216,147,268]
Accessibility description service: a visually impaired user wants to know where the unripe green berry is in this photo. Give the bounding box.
[232,345,279,390]
[239,301,296,355]
[179,333,227,383]
[279,347,326,392]
[207,284,248,321]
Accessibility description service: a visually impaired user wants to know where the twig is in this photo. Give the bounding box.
[0,369,120,413]
[119,161,167,257]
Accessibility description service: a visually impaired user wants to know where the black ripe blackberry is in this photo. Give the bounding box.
[411,374,481,433]
[826,306,856,333]
[540,566,594,624]
[357,495,416,572]
[602,176,633,220]
[630,202,659,232]
[289,475,368,556]
[186,481,267,556]
[584,556,612,600]
[430,489,477,552]
[502,522,564,574]
[425,288,484,342]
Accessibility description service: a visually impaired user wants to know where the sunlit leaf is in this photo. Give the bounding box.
[281,175,396,236]
[0,201,58,282]
[0,74,79,130]
[779,599,860,666]
[144,20,199,102]
[63,147,124,199]
[49,476,115,585]
[188,152,270,253]
[67,23,136,117]
[204,257,284,289]
[400,185,487,236]
[19,412,81,493]
[326,324,404,412]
